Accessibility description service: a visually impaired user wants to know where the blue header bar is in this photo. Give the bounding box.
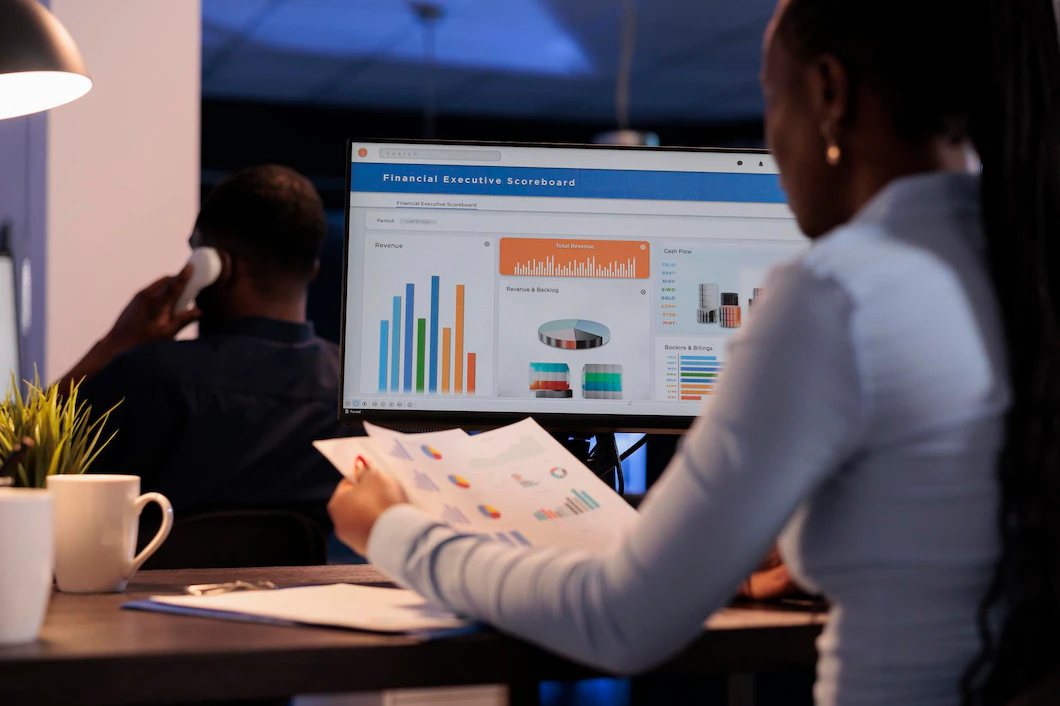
[350,163,786,204]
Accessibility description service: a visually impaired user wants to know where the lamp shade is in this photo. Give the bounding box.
[0,0,90,120]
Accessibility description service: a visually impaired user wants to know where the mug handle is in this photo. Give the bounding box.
[127,492,174,577]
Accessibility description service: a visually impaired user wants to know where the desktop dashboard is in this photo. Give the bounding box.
[340,141,807,431]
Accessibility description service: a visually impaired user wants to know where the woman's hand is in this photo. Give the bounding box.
[328,459,409,556]
[739,562,803,601]
[738,544,804,601]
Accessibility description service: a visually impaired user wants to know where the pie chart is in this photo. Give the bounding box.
[538,319,610,350]
[478,504,502,520]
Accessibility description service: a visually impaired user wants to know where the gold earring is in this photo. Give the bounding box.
[826,143,842,166]
[822,124,842,166]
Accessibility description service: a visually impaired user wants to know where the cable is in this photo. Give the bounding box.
[589,433,625,496]
[615,0,637,131]
[619,433,649,462]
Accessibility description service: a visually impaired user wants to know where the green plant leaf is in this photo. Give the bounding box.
[0,374,122,488]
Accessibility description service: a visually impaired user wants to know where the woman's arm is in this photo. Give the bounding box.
[366,262,866,674]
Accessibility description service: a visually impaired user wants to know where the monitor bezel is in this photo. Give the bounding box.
[338,138,775,434]
[0,222,21,389]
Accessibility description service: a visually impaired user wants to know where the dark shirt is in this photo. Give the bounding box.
[79,317,358,530]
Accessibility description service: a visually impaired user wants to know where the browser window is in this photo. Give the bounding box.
[341,141,806,431]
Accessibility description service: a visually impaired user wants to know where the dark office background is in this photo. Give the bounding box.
[196,0,772,502]
[198,0,771,204]
[195,3,797,704]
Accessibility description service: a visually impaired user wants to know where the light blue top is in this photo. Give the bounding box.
[369,173,1008,706]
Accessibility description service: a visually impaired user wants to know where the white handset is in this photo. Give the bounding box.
[174,247,222,312]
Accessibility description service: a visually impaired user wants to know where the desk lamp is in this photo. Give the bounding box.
[0,0,90,120]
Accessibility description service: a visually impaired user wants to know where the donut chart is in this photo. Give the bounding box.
[537,319,610,350]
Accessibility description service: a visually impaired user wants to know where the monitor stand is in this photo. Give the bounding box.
[554,432,624,496]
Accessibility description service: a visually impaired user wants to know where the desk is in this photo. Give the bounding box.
[0,566,825,706]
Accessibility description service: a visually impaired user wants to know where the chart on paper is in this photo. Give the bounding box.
[321,419,643,554]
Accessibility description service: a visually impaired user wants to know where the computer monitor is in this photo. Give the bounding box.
[340,140,807,433]
[0,223,20,393]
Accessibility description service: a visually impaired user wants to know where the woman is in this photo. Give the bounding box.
[328,0,1060,703]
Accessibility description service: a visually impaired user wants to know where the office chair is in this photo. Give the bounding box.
[1007,667,1060,706]
[141,508,328,570]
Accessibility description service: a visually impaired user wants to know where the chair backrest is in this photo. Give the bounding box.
[1007,668,1060,706]
[141,509,328,570]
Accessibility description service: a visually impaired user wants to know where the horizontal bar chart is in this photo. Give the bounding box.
[679,355,723,401]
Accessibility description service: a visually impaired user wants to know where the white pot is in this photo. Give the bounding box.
[0,488,54,645]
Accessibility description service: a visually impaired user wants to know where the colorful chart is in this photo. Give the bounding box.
[529,362,572,399]
[550,467,568,479]
[494,531,533,547]
[500,238,650,279]
[441,505,470,525]
[537,319,611,350]
[388,439,413,461]
[511,474,540,488]
[412,470,439,492]
[679,355,723,401]
[421,445,443,460]
[377,278,477,396]
[534,489,601,521]
[582,364,623,400]
[478,504,502,520]
[448,474,471,489]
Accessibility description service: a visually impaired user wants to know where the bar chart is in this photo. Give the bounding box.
[377,276,478,396]
[388,439,413,461]
[500,238,650,279]
[441,505,470,525]
[533,489,601,520]
[412,470,439,492]
[679,355,723,400]
[494,531,533,547]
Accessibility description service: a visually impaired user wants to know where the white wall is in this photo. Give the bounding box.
[45,0,201,378]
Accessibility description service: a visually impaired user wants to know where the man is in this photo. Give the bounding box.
[60,165,353,531]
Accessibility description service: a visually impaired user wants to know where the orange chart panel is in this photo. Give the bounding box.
[500,238,650,279]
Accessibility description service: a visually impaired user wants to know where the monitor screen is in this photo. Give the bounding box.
[0,226,20,394]
[340,141,807,433]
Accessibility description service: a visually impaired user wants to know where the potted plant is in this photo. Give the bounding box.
[0,376,119,488]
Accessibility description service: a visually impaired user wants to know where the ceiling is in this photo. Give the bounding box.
[201,0,774,124]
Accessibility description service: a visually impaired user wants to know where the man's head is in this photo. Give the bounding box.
[191,165,326,323]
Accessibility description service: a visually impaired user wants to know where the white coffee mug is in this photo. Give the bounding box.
[46,475,173,593]
[0,488,54,645]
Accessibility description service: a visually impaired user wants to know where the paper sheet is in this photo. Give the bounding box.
[145,584,469,634]
[315,418,639,554]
